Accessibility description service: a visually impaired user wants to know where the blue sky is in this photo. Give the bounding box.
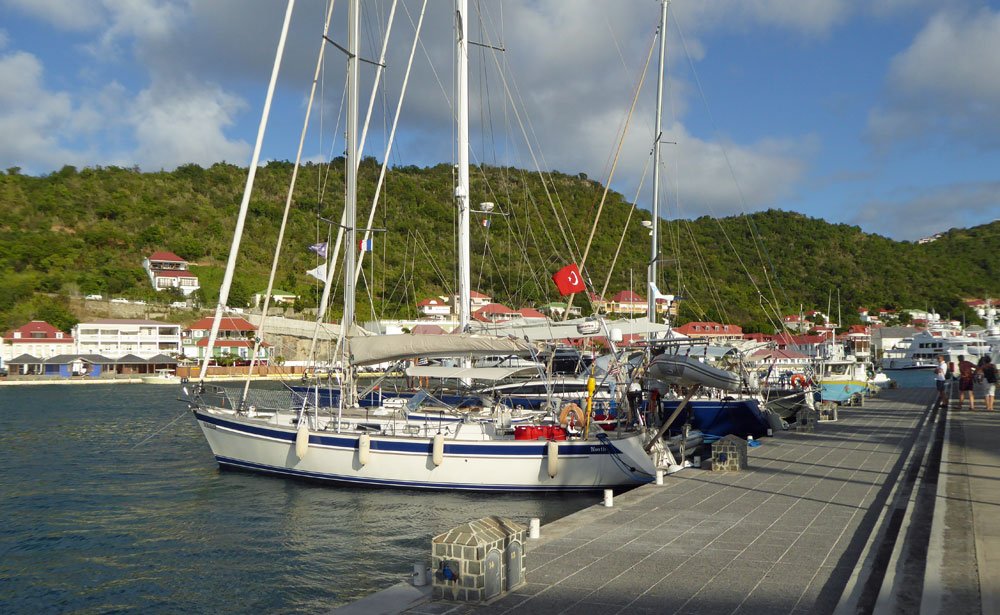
[1,0,998,242]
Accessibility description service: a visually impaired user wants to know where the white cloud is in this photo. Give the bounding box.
[0,50,91,172]
[850,181,1000,240]
[126,78,251,170]
[868,7,1000,148]
[0,28,8,49]
[2,0,106,32]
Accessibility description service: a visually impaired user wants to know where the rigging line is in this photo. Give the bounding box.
[600,153,652,301]
[242,0,337,404]
[413,230,455,299]
[399,0,452,120]
[358,255,378,324]
[125,408,190,451]
[200,0,294,387]
[478,224,513,302]
[567,23,658,318]
[672,12,791,320]
[355,0,427,286]
[503,69,582,263]
[475,24,579,268]
[678,213,729,322]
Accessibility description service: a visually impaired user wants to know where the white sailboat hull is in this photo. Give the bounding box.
[194,408,656,491]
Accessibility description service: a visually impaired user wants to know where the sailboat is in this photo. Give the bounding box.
[184,0,660,491]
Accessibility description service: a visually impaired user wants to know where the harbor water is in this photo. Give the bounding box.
[0,385,595,615]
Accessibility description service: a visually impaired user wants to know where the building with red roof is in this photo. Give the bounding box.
[417,298,451,319]
[143,251,199,296]
[608,290,647,315]
[672,321,744,340]
[182,316,270,363]
[2,321,75,369]
[516,307,547,319]
[472,303,517,323]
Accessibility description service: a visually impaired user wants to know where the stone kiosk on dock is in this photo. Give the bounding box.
[431,516,526,603]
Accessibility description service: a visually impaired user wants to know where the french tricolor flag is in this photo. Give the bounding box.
[359,238,373,252]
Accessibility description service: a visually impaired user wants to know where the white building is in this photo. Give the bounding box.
[2,321,75,368]
[417,298,451,319]
[73,319,182,359]
[143,251,200,296]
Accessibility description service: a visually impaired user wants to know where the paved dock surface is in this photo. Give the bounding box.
[362,387,999,615]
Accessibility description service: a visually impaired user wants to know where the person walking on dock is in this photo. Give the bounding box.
[957,355,977,410]
[975,356,997,412]
[935,354,948,409]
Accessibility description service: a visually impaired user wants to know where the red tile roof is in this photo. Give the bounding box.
[673,321,743,335]
[185,317,257,332]
[4,320,73,342]
[148,251,186,262]
[611,290,644,303]
[411,324,446,334]
[474,303,515,315]
[517,308,546,318]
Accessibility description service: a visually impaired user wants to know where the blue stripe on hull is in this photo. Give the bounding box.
[197,410,621,457]
[214,455,606,491]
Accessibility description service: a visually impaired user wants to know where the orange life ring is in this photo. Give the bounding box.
[790,374,807,388]
[558,403,585,428]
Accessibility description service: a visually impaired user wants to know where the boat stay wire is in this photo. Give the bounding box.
[672,13,791,329]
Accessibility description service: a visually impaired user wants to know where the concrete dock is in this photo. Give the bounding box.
[334,387,999,615]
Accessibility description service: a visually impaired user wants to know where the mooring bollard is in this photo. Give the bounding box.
[655,469,664,485]
[529,518,540,539]
[412,563,427,586]
[603,489,613,507]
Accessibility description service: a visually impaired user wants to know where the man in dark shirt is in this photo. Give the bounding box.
[957,354,977,410]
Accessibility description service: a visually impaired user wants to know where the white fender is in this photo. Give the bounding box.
[432,433,444,467]
[295,421,309,460]
[358,433,370,465]
[547,441,559,478]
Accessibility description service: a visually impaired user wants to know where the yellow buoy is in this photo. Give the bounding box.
[295,421,309,460]
[358,433,370,465]
[547,441,559,478]
[432,433,444,467]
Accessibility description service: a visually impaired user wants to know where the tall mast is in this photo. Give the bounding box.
[456,0,471,332]
[342,0,360,399]
[648,0,668,323]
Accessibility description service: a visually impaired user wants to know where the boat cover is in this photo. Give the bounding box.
[403,366,536,381]
[647,353,741,392]
[479,317,686,341]
[349,334,533,366]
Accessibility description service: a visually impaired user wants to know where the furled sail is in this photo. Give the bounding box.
[349,334,534,366]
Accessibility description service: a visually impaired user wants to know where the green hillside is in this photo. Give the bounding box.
[0,162,996,334]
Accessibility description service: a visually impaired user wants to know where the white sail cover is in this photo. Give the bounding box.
[350,334,533,366]
[647,354,741,391]
[478,317,685,342]
[404,366,536,381]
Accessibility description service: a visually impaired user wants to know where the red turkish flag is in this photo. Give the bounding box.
[552,263,586,295]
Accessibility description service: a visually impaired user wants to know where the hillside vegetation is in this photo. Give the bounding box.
[0,162,996,334]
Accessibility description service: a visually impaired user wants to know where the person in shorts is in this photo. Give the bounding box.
[975,356,997,412]
[935,354,948,409]
[957,355,977,410]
